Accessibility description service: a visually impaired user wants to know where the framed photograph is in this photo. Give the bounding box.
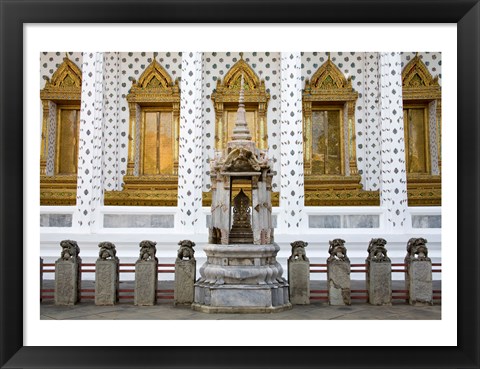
[1,0,479,368]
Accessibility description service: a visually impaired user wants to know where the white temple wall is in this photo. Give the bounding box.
[201,52,282,191]
[39,51,442,280]
[40,206,441,281]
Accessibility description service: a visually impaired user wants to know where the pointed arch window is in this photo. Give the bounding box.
[401,54,441,206]
[302,57,379,206]
[104,58,180,206]
[205,56,271,206]
[211,57,270,151]
[40,56,82,205]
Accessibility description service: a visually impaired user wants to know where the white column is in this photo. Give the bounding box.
[379,52,408,229]
[73,52,105,231]
[279,52,306,233]
[176,52,203,233]
[103,52,121,191]
[363,52,382,191]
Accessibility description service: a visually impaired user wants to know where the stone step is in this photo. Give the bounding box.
[229,229,253,235]
[229,231,253,238]
[228,237,254,244]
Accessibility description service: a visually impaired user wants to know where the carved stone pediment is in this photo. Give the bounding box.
[221,148,262,172]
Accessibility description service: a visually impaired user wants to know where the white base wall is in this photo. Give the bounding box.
[41,206,441,281]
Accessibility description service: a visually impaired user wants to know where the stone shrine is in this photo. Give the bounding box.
[192,75,291,313]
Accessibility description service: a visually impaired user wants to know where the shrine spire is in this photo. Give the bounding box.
[231,74,252,141]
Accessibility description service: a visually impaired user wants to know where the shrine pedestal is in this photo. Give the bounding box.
[192,244,291,313]
[406,259,433,306]
[328,260,351,306]
[55,258,81,305]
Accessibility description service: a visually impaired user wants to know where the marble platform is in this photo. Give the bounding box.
[192,243,292,313]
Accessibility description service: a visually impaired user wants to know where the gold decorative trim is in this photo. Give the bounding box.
[40,55,82,205]
[40,174,77,205]
[303,57,358,102]
[211,56,270,151]
[304,174,379,205]
[402,54,441,101]
[40,56,82,102]
[302,57,371,205]
[402,55,442,206]
[105,175,178,206]
[127,59,180,104]
[304,189,380,206]
[406,175,441,206]
[115,58,180,206]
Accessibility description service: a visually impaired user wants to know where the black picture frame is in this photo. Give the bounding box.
[1,1,479,368]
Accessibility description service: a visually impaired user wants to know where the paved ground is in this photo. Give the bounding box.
[40,280,441,320]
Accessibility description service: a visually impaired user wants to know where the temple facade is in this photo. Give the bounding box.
[39,52,441,276]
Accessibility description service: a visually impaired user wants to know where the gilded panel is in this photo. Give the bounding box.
[57,108,80,175]
[404,108,428,174]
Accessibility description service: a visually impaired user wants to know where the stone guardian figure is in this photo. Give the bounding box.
[327,239,351,305]
[366,238,392,305]
[405,238,433,305]
[95,241,119,305]
[175,240,196,305]
[288,241,310,305]
[55,240,81,305]
[135,240,158,306]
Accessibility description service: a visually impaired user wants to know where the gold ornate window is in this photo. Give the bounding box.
[303,57,379,206]
[40,55,82,205]
[404,106,430,174]
[402,55,441,206]
[211,55,269,151]
[104,58,180,206]
[204,55,272,206]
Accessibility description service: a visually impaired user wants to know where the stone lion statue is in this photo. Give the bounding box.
[328,238,348,262]
[60,239,80,262]
[367,238,390,262]
[98,241,118,261]
[289,240,309,262]
[406,237,430,261]
[139,240,157,262]
[177,240,195,261]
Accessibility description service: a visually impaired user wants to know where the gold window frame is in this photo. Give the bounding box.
[211,56,270,151]
[104,58,180,206]
[402,54,442,206]
[139,107,175,176]
[205,56,272,206]
[40,55,82,205]
[403,104,431,174]
[307,105,346,176]
[55,105,81,175]
[302,56,379,206]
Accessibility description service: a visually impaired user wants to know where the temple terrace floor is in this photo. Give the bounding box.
[40,280,441,320]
